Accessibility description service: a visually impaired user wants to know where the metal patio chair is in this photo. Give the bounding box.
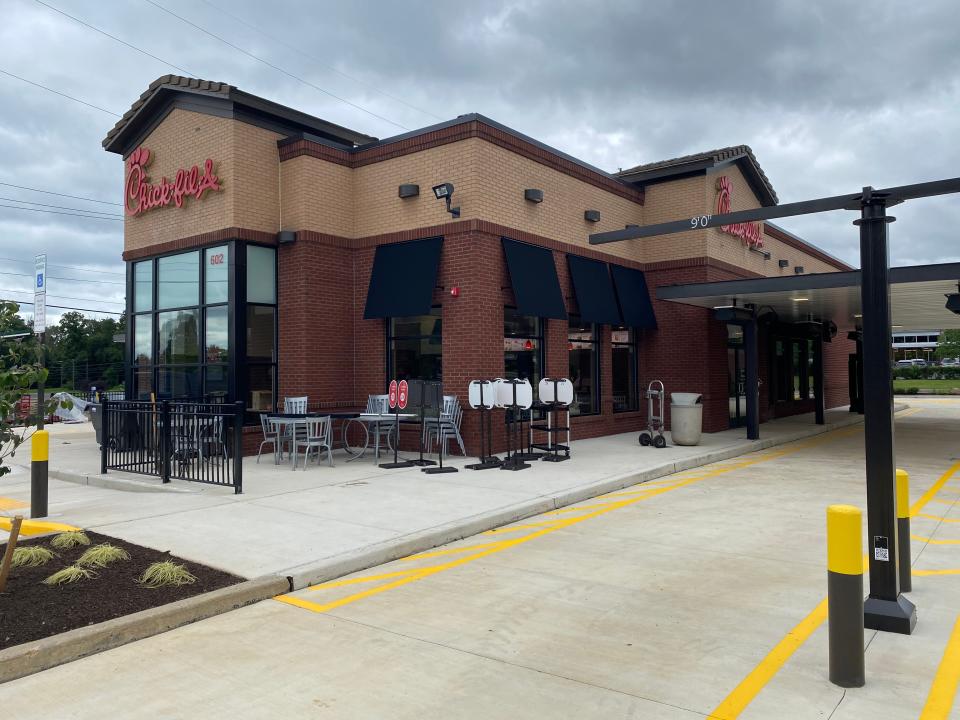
[283,396,308,414]
[257,412,283,463]
[364,394,395,459]
[292,416,333,470]
[424,395,467,458]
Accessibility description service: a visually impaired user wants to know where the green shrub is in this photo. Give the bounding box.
[77,544,130,569]
[138,561,196,588]
[50,531,90,550]
[43,565,97,585]
[11,546,56,568]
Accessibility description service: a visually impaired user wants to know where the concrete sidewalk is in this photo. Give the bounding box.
[1,409,866,587]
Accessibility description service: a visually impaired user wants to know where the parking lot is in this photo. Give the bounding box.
[2,400,959,718]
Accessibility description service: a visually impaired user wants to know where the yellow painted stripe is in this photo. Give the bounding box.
[827,505,863,575]
[709,599,829,720]
[30,429,49,462]
[913,569,960,577]
[401,541,510,561]
[930,498,959,506]
[912,534,960,546]
[912,462,960,516]
[919,615,960,720]
[937,487,960,494]
[0,497,29,511]
[918,513,960,524]
[308,568,424,590]
[0,517,78,536]
[544,502,626,515]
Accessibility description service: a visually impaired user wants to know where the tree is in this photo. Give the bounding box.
[935,329,960,360]
[0,301,65,478]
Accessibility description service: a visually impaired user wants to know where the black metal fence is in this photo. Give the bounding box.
[99,399,244,493]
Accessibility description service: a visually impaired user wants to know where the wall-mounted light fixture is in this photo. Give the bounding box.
[794,266,805,274]
[584,210,601,223]
[277,230,296,244]
[432,182,460,218]
[449,286,461,298]
[749,246,771,260]
[778,259,789,268]
[524,188,544,203]
[398,183,419,198]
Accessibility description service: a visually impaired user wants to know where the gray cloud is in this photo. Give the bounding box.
[2,0,958,325]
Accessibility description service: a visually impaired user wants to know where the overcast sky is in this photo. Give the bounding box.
[2,0,959,325]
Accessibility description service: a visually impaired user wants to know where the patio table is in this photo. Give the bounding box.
[349,412,417,462]
[267,412,360,467]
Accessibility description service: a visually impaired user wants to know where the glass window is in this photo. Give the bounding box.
[247,245,276,304]
[247,306,276,363]
[388,307,442,381]
[205,365,228,401]
[133,369,153,401]
[134,261,153,313]
[247,365,275,413]
[158,251,199,309]
[157,309,200,364]
[792,341,802,400]
[205,246,229,304]
[134,314,152,366]
[569,314,599,415]
[503,307,542,387]
[205,305,229,363]
[612,328,638,412]
[158,366,201,399]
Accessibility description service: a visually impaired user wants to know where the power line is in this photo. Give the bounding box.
[0,68,120,116]
[0,270,125,286]
[0,203,123,221]
[199,0,443,122]
[33,0,196,76]
[0,196,123,218]
[0,257,125,277]
[143,0,410,132]
[0,182,122,207]
[0,288,124,306]
[4,298,122,316]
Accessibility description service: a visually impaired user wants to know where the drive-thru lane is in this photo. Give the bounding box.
[3,402,960,719]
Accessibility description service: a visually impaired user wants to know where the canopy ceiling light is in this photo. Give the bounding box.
[432,182,460,218]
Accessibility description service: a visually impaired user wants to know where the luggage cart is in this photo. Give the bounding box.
[638,380,667,449]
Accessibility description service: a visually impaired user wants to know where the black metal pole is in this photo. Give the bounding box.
[856,191,916,634]
[233,400,244,494]
[814,336,825,425]
[744,315,759,440]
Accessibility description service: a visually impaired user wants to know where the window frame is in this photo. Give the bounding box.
[568,312,600,416]
[611,326,639,413]
[385,305,443,384]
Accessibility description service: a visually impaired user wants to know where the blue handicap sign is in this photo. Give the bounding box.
[36,273,44,289]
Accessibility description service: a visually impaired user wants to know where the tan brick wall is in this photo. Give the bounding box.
[123,109,282,254]
[640,175,709,265]
[280,155,354,236]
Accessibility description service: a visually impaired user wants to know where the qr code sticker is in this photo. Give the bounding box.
[874,547,889,561]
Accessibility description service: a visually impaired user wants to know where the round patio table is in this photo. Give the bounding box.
[267,412,361,466]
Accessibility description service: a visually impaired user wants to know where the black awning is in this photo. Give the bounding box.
[501,238,567,320]
[566,255,622,325]
[610,265,657,329]
[363,237,443,319]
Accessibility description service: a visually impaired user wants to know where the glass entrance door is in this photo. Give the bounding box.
[727,324,746,428]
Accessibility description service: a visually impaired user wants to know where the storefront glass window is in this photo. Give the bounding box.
[388,306,442,381]
[569,313,599,415]
[134,261,153,313]
[246,306,276,363]
[205,246,229,304]
[157,366,201,398]
[247,365,274,414]
[134,314,152,365]
[157,309,199,364]
[246,245,276,304]
[205,305,229,362]
[611,328,638,412]
[503,306,542,387]
[157,251,199,309]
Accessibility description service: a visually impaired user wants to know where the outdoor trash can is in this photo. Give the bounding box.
[670,393,702,446]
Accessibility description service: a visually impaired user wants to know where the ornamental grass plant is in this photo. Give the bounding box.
[138,561,196,588]
[11,546,56,568]
[50,531,91,550]
[43,565,97,585]
[76,544,130,569]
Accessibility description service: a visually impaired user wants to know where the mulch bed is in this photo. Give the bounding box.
[0,531,243,650]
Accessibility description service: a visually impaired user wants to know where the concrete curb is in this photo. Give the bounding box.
[0,575,288,685]
[282,411,870,590]
[46,468,201,494]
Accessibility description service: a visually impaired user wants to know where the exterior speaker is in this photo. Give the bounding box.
[524,188,544,203]
[277,230,296,244]
[584,209,601,222]
[398,183,419,198]
[778,259,789,268]
[794,266,805,274]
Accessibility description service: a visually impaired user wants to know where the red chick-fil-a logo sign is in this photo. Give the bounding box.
[715,176,763,249]
[124,147,222,217]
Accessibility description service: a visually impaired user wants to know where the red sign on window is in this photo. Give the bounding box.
[398,380,409,410]
[388,380,398,409]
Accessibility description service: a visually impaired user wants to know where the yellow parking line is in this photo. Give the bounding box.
[912,534,960,546]
[919,615,960,720]
[544,502,626,515]
[402,541,510,561]
[0,497,28,511]
[308,568,424,590]
[913,569,960,577]
[917,514,960,524]
[277,425,858,615]
[709,599,828,720]
[912,463,960,516]
[930,498,959,506]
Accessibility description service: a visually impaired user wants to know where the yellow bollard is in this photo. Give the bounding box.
[827,504,865,688]
[896,469,911,592]
[30,429,49,519]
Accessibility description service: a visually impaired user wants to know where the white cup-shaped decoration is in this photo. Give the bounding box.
[538,377,574,406]
[515,379,534,409]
